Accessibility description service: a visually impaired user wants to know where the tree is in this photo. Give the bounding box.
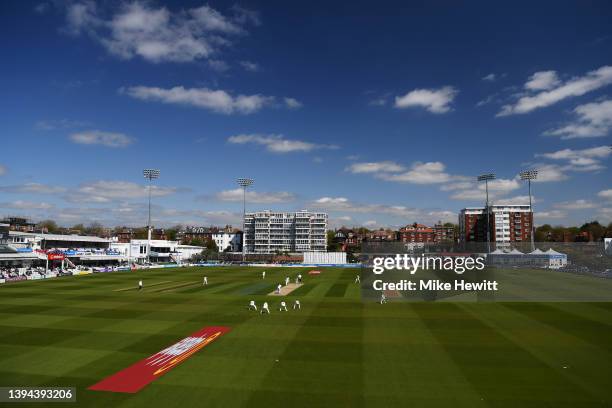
[37,219,58,233]
[85,222,104,236]
[327,230,340,251]
[72,223,85,233]
[133,227,148,239]
[205,239,219,253]
[580,221,605,241]
[189,238,206,247]
[165,224,182,241]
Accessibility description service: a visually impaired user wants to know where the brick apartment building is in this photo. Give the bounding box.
[459,205,533,244]
[399,223,435,243]
[399,222,456,243]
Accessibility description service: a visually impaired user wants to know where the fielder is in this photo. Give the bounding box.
[248,300,257,311]
[262,270,266,279]
[138,279,143,290]
[203,276,208,286]
[293,300,301,310]
[285,276,290,286]
[261,301,270,314]
[380,293,387,304]
[355,275,360,284]
[279,301,288,311]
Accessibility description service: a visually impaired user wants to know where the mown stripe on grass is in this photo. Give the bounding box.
[113,281,172,292]
[288,283,315,297]
[412,303,594,406]
[504,303,612,352]
[325,283,347,297]
[145,281,198,293]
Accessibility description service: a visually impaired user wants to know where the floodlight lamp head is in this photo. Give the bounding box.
[477,173,496,182]
[143,169,160,180]
[237,178,254,188]
[519,169,538,180]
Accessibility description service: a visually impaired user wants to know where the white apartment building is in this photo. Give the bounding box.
[212,232,241,252]
[243,210,327,254]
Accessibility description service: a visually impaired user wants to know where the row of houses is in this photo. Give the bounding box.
[333,222,457,250]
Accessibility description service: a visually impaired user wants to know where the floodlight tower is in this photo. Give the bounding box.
[477,173,496,254]
[237,178,254,262]
[143,169,160,264]
[520,169,538,252]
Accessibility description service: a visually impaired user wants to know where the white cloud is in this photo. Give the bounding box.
[531,164,569,182]
[486,178,521,193]
[448,178,527,202]
[213,188,295,203]
[544,99,612,139]
[482,73,497,82]
[240,60,259,72]
[0,165,6,176]
[440,181,474,191]
[227,134,338,153]
[284,97,303,109]
[69,130,134,147]
[536,146,611,172]
[312,197,455,225]
[524,70,560,91]
[313,197,420,218]
[363,220,378,227]
[0,200,54,210]
[122,85,289,115]
[378,161,452,184]
[208,59,230,72]
[0,183,67,194]
[496,195,539,205]
[450,189,487,201]
[394,86,458,113]
[35,119,89,130]
[597,207,612,222]
[535,210,567,220]
[597,189,612,201]
[346,161,405,174]
[64,2,257,63]
[66,180,180,203]
[553,199,598,210]
[498,65,612,116]
[369,97,388,106]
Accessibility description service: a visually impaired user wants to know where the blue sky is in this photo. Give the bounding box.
[0,0,611,229]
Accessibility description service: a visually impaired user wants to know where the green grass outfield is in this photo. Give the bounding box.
[0,266,611,407]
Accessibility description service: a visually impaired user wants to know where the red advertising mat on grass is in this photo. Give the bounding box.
[89,326,230,393]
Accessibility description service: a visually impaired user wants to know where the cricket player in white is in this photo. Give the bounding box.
[261,302,270,314]
[276,284,282,294]
[138,280,143,290]
[380,293,387,304]
[279,301,288,311]
[293,300,301,310]
[297,274,302,284]
[262,271,266,279]
[203,276,208,286]
[355,275,360,284]
[285,276,290,286]
[249,300,257,311]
